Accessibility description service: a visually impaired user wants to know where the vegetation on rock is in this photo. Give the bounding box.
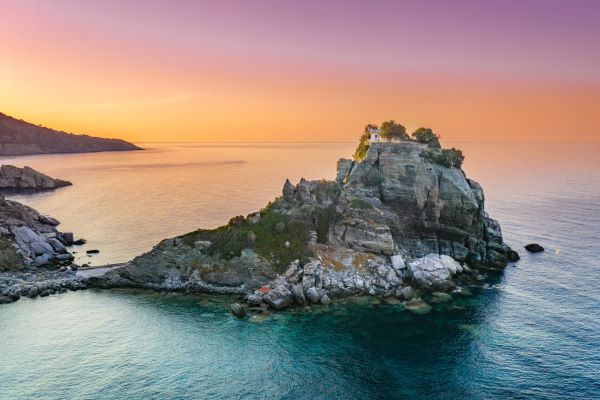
[423,148,465,168]
[411,127,441,148]
[380,120,409,141]
[180,202,313,271]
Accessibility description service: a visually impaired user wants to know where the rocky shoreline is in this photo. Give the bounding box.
[0,267,86,304]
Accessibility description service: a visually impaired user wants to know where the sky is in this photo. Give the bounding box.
[1,0,599,143]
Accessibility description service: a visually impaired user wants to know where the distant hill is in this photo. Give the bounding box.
[0,112,142,156]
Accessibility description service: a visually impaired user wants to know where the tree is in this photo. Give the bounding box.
[411,127,441,148]
[379,120,409,141]
[438,148,464,168]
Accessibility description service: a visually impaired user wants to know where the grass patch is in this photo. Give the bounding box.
[350,198,373,210]
[184,204,313,271]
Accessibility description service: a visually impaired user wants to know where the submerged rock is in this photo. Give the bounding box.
[229,302,246,318]
[405,298,433,315]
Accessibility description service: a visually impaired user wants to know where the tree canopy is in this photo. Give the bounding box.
[379,120,409,141]
[411,127,441,148]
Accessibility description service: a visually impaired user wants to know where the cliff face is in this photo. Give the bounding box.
[330,142,508,267]
[0,113,142,156]
[94,141,514,310]
[0,165,72,191]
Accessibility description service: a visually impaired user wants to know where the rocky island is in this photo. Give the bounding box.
[0,112,142,156]
[90,123,518,315]
[0,165,72,192]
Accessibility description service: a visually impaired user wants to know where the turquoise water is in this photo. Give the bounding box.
[1,142,600,399]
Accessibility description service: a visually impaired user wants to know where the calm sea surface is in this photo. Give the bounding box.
[1,142,599,399]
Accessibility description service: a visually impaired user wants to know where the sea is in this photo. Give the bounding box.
[0,142,599,399]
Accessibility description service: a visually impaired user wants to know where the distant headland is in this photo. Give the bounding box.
[0,112,142,156]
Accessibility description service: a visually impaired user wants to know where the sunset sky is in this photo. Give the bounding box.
[1,0,599,142]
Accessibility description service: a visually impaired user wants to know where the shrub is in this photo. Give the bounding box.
[424,148,465,168]
[411,127,441,148]
[380,120,409,141]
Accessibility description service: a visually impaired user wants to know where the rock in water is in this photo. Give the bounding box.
[525,244,544,253]
[0,165,71,191]
[229,303,246,318]
[405,298,433,315]
[246,293,263,307]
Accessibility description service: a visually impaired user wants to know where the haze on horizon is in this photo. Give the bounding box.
[1,0,599,143]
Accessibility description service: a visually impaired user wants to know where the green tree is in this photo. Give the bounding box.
[438,148,465,168]
[411,127,441,148]
[380,120,409,141]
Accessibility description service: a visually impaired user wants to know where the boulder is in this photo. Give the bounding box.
[60,232,74,245]
[291,284,306,305]
[390,255,406,270]
[48,238,67,253]
[525,244,544,253]
[305,286,321,304]
[396,286,417,301]
[263,285,294,310]
[408,254,462,289]
[246,293,263,307]
[320,293,332,306]
[507,249,520,262]
[30,241,54,256]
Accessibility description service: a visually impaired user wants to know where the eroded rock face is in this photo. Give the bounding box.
[333,142,509,265]
[0,165,71,191]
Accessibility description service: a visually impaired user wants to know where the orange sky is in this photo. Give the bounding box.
[1,1,599,143]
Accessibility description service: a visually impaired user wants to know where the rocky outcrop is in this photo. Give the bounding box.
[90,140,515,312]
[0,165,72,191]
[331,142,510,267]
[0,197,75,270]
[0,112,142,156]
